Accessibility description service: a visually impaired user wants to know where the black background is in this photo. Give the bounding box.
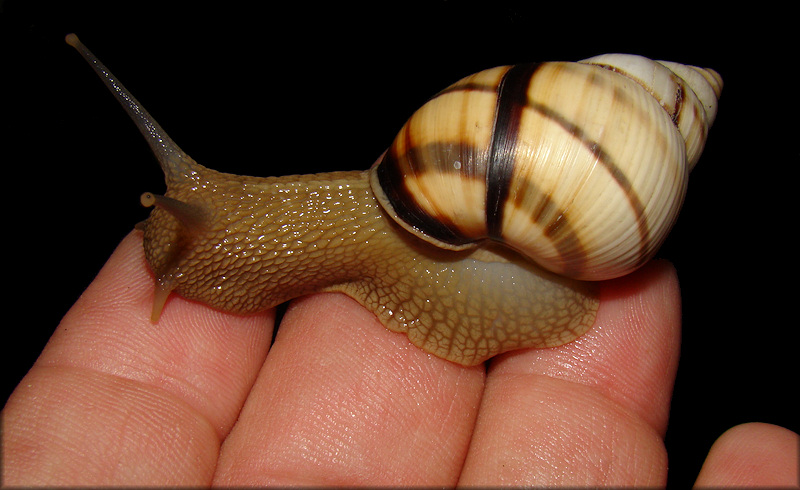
[2,2,797,487]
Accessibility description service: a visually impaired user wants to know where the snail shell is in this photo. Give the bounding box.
[373,57,722,280]
[66,34,722,365]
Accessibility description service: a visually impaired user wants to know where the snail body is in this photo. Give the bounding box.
[66,35,721,365]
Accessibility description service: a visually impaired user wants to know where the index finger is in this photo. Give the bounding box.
[3,232,274,485]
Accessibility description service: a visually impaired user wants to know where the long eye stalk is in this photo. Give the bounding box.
[65,34,196,183]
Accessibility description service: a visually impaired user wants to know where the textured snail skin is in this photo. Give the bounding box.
[66,34,720,365]
[141,164,598,365]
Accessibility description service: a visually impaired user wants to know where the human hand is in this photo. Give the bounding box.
[3,232,797,486]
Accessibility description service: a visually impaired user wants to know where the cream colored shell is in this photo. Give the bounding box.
[371,55,722,281]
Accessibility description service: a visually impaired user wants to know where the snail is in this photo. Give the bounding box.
[66,34,722,366]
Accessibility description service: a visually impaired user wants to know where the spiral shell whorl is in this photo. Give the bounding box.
[580,54,722,170]
[372,55,721,281]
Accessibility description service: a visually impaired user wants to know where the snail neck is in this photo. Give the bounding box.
[141,166,399,317]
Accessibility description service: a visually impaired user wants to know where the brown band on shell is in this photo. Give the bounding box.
[670,79,685,125]
[485,63,541,240]
[524,98,651,271]
[376,146,474,246]
[516,188,587,277]
[591,62,690,133]
[485,63,652,274]
[378,62,655,273]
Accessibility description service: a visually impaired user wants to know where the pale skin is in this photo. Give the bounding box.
[2,232,797,486]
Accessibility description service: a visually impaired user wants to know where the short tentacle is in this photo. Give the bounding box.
[140,192,209,232]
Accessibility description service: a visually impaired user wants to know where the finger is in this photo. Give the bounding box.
[213,293,485,486]
[2,232,273,486]
[694,422,799,487]
[459,260,681,486]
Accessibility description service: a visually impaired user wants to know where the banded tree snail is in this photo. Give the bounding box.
[66,34,722,366]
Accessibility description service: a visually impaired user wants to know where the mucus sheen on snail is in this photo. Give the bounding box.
[66,34,722,366]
